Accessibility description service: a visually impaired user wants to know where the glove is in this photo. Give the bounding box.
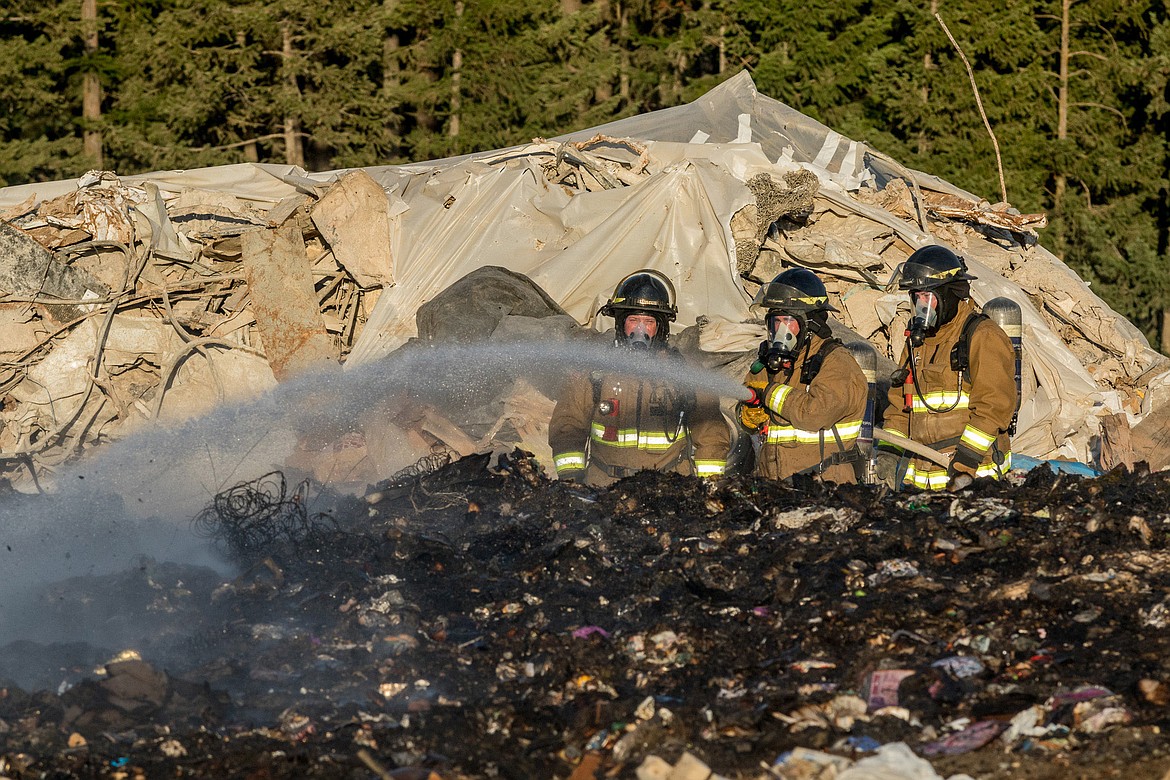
[947,471,974,492]
[737,380,769,431]
[946,444,980,492]
[738,402,770,432]
[874,451,903,489]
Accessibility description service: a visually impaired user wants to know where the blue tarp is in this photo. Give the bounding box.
[1012,453,1101,477]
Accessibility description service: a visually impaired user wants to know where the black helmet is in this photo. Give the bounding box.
[895,245,977,291]
[600,270,677,349]
[899,246,976,343]
[599,270,678,320]
[751,268,839,314]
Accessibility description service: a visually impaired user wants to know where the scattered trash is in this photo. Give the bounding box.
[920,720,1006,756]
[931,656,984,679]
[861,669,916,711]
[1,456,1169,777]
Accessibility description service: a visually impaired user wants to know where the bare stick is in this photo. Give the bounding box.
[356,749,393,780]
[935,13,1009,205]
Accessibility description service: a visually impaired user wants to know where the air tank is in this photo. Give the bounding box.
[844,340,878,484]
[983,297,1022,435]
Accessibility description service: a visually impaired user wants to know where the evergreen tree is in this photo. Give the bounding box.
[0,1,92,184]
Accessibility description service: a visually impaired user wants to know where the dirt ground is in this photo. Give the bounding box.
[3,452,1170,779]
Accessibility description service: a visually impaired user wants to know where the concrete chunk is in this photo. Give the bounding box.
[0,221,107,322]
[240,224,336,380]
[311,170,395,289]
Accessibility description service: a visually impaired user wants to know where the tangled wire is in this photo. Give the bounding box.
[192,471,337,561]
[388,449,454,484]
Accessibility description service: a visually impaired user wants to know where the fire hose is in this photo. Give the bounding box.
[872,426,951,467]
[736,388,952,469]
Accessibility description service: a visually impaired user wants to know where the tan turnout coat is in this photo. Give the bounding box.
[881,298,1015,490]
[744,333,868,482]
[549,349,730,486]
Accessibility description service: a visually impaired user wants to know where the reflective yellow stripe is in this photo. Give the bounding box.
[960,424,995,452]
[904,452,1012,489]
[976,452,1011,478]
[905,463,950,490]
[877,429,907,455]
[590,423,681,451]
[764,420,862,445]
[694,460,726,477]
[765,384,792,416]
[911,392,969,412]
[554,452,586,472]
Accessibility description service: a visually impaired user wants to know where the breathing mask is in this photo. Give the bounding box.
[907,290,939,347]
[622,314,658,351]
[758,313,803,372]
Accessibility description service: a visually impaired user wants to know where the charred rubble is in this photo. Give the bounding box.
[3,453,1170,778]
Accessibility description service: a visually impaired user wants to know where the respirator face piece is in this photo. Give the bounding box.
[757,313,804,373]
[768,314,802,354]
[623,313,658,350]
[908,290,940,346]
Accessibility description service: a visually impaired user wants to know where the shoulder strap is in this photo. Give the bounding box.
[949,313,988,373]
[590,370,603,407]
[800,338,842,385]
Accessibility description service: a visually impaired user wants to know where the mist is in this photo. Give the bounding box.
[0,338,745,653]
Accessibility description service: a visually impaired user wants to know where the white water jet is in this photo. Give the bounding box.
[0,339,748,647]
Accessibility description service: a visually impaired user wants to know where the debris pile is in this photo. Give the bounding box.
[0,169,381,492]
[3,455,1170,778]
[3,72,1170,490]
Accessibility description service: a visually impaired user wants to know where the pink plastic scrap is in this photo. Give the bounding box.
[861,669,915,711]
[571,626,610,639]
[920,720,1007,756]
[1048,686,1113,708]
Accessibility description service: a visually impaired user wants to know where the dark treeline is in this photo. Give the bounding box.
[2,0,1168,348]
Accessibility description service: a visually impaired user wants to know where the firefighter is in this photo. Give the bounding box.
[877,245,1015,491]
[549,270,730,486]
[737,268,868,482]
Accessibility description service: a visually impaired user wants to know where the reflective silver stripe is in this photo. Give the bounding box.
[911,392,969,412]
[554,452,586,472]
[694,460,726,476]
[961,424,995,452]
[764,420,862,445]
[765,384,792,415]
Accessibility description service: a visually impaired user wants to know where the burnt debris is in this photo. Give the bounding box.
[3,455,1170,778]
